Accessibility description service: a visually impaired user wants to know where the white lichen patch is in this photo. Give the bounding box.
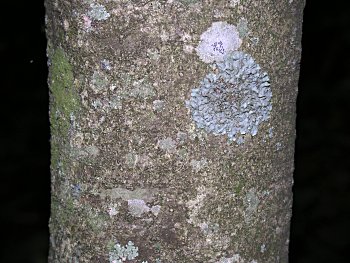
[268,127,274,138]
[150,205,161,216]
[108,204,119,217]
[109,95,123,109]
[217,254,242,263]
[196,21,242,63]
[98,188,157,202]
[157,137,177,153]
[187,51,272,144]
[244,188,260,223]
[217,255,258,263]
[109,241,139,263]
[176,131,188,145]
[88,3,110,21]
[229,0,241,7]
[128,199,151,217]
[127,199,161,217]
[152,100,166,111]
[183,44,194,54]
[91,71,109,93]
[179,0,200,5]
[91,96,123,112]
[129,78,155,99]
[190,158,208,172]
[199,221,220,236]
[124,152,151,169]
[147,48,161,61]
[72,145,100,159]
[276,142,282,150]
[237,18,249,38]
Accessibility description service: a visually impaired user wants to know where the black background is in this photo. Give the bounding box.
[1,0,349,262]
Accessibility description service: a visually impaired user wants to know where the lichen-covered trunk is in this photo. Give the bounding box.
[46,0,304,262]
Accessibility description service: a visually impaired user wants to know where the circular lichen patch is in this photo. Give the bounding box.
[187,51,272,144]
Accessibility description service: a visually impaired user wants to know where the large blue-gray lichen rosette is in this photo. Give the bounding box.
[187,51,272,144]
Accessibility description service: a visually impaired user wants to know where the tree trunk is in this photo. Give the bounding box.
[46,0,304,262]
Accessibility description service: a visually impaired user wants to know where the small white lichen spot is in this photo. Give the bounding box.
[127,199,150,217]
[229,0,241,7]
[183,44,194,54]
[108,205,118,216]
[190,158,208,172]
[88,3,110,21]
[157,137,177,153]
[276,142,282,150]
[196,21,242,63]
[150,205,161,216]
[153,100,166,111]
[91,71,109,93]
[217,254,242,263]
[63,19,69,31]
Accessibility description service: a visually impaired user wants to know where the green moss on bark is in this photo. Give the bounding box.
[49,47,80,170]
[49,48,79,134]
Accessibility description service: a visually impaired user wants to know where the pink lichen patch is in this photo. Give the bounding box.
[82,14,92,30]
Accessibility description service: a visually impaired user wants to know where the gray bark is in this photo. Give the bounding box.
[46,0,304,262]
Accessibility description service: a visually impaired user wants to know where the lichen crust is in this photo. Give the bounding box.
[187,51,272,144]
[196,21,242,63]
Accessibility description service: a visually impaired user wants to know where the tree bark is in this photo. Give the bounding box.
[46,0,304,262]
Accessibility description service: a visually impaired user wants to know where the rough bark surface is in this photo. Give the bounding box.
[46,0,304,262]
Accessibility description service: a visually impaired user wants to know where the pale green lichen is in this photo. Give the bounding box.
[244,188,260,223]
[87,212,108,232]
[179,0,199,5]
[127,199,150,217]
[98,188,157,202]
[115,76,155,101]
[176,131,188,145]
[109,241,139,263]
[157,137,177,153]
[91,71,109,93]
[127,199,161,217]
[152,100,165,111]
[147,48,161,61]
[237,18,249,38]
[129,79,155,98]
[72,145,100,159]
[190,158,208,172]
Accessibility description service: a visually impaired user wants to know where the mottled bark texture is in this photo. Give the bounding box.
[46,0,304,262]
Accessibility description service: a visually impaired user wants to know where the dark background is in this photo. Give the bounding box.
[1,0,349,262]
